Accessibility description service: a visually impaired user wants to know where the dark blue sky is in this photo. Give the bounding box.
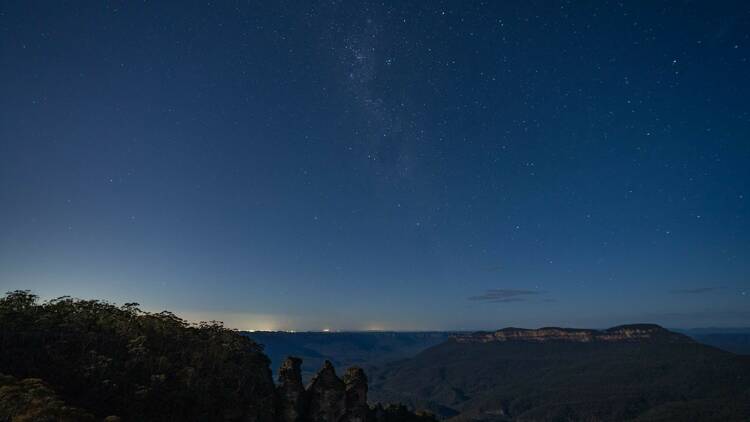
[1,1,748,330]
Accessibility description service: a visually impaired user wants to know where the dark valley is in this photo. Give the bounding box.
[245,331,453,382]
[250,326,750,421]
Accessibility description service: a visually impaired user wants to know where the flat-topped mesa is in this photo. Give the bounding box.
[600,324,692,342]
[452,324,693,344]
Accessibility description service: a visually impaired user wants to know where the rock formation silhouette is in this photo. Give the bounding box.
[276,357,429,422]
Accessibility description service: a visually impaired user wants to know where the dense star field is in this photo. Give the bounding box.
[1,1,749,330]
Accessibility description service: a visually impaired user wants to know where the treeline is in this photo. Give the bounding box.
[0,290,276,421]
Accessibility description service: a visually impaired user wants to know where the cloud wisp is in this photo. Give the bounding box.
[468,289,546,303]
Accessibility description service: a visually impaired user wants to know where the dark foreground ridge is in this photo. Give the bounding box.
[0,291,433,422]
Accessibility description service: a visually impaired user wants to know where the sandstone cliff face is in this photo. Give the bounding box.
[277,357,306,422]
[452,324,693,344]
[342,367,369,422]
[306,361,346,422]
[275,357,431,422]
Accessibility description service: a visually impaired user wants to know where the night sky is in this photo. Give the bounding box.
[1,1,748,330]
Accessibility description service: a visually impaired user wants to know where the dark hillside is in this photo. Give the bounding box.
[369,326,750,421]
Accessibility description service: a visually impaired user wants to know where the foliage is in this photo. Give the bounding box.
[0,290,276,421]
[0,373,94,421]
[371,404,437,422]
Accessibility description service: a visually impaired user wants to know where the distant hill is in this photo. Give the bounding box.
[677,328,750,355]
[368,325,750,421]
[245,331,452,381]
[687,333,750,355]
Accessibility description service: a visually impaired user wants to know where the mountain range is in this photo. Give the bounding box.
[3,290,748,421]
